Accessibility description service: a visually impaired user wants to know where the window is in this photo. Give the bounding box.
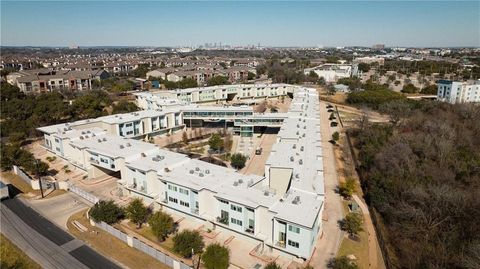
[180,200,190,207]
[231,204,242,212]
[246,208,254,213]
[54,138,60,143]
[288,240,299,248]
[230,218,242,226]
[168,197,178,203]
[219,199,229,204]
[168,185,178,192]
[248,219,255,229]
[179,188,189,195]
[289,225,300,234]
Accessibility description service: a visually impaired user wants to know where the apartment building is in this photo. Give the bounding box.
[135,83,294,105]
[437,79,480,104]
[10,69,109,93]
[37,85,324,260]
[304,63,359,83]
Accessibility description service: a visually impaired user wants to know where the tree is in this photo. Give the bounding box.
[420,84,437,94]
[341,213,363,238]
[339,178,356,199]
[326,84,336,95]
[71,90,112,119]
[177,78,198,89]
[89,200,124,224]
[202,243,229,269]
[401,83,419,93]
[207,76,230,86]
[264,262,281,269]
[111,100,138,114]
[328,256,359,269]
[230,153,247,169]
[172,230,204,258]
[357,63,371,73]
[331,131,340,143]
[125,198,149,228]
[247,72,256,80]
[208,134,224,151]
[148,211,174,241]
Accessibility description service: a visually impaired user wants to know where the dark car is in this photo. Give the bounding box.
[330,121,338,127]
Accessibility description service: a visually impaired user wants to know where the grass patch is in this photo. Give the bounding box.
[123,221,176,253]
[338,201,369,269]
[1,233,41,269]
[67,209,170,269]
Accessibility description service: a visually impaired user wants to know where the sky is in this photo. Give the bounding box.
[1,1,479,47]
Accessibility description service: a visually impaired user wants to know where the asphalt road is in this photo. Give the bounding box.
[1,198,121,269]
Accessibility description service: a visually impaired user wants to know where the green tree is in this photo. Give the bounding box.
[71,90,112,119]
[125,198,149,228]
[339,178,356,199]
[201,243,229,269]
[328,256,359,269]
[341,213,364,238]
[177,78,198,89]
[89,200,124,224]
[148,211,174,241]
[247,72,256,80]
[357,63,371,73]
[207,76,230,86]
[401,83,419,93]
[230,153,247,169]
[111,100,139,114]
[420,84,437,94]
[264,262,281,269]
[208,134,224,151]
[172,230,205,258]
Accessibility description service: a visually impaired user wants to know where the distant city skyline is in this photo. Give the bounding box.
[1,1,479,48]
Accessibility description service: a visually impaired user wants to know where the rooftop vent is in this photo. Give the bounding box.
[141,153,146,157]
[238,179,243,184]
[92,133,96,137]
[102,138,107,142]
[299,159,303,165]
[205,169,210,174]
[292,196,301,205]
[302,133,306,138]
[97,139,102,143]
[295,173,300,179]
[199,173,204,177]
[263,190,269,196]
[300,146,304,151]
[290,156,294,162]
[195,167,200,171]
[233,181,238,186]
[80,136,84,140]
[119,145,124,149]
[87,130,91,133]
[189,170,194,174]
[81,131,86,135]
[292,144,296,149]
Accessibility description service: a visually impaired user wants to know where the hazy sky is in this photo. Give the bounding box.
[1,1,479,47]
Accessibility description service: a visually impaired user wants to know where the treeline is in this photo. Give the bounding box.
[352,102,480,269]
[0,83,138,139]
[346,82,405,109]
[256,58,321,84]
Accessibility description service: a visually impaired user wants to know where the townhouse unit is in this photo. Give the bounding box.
[135,83,295,105]
[37,85,325,260]
[437,79,480,104]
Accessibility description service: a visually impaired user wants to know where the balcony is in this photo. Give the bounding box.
[90,158,99,165]
[275,241,286,248]
[216,216,229,225]
[245,228,255,234]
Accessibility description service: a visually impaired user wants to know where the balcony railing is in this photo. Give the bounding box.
[216,216,229,225]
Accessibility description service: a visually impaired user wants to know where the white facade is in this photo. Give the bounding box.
[37,84,325,260]
[304,64,359,83]
[437,79,480,104]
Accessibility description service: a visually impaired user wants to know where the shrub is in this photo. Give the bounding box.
[173,230,204,258]
[230,153,247,169]
[264,262,281,269]
[328,256,359,269]
[208,134,224,151]
[89,200,124,224]
[125,198,149,228]
[202,243,229,269]
[339,178,356,199]
[148,211,174,241]
[332,131,340,142]
[341,213,364,238]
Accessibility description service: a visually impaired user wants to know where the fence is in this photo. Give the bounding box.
[69,184,99,204]
[95,221,191,269]
[12,165,33,185]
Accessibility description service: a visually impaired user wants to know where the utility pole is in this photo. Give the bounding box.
[35,159,44,198]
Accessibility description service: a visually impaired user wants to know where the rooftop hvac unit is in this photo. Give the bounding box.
[295,173,300,179]
[81,131,86,135]
[292,144,296,149]
[199,173,204,177]
[80,136,84,140]
[263,190,269,196]
[292,196,300,205]
[102,138,107,141]
[300,146,304,151]
[87,130,91,133]
[189,170,194,174]
[238,179,243,184]
[233,181,238,186]
[299,159,303,165]
[195,167,200,171]
[141,153,146,157]
[205,169,210,174]
[92,133,96,137]
[119,145,124,149]
[85,135,89,139]
[97,139,102,143]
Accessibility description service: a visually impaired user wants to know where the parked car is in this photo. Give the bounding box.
[330,121,338,127]
[255,147,263,155]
